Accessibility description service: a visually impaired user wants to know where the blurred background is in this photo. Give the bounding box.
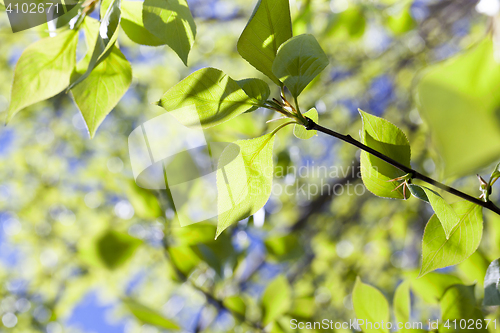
[1,0,500,332]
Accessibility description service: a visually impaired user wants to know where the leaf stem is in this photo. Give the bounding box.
[306,118,500,216]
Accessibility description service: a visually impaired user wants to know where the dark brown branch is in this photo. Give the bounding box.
[307,119,500,216]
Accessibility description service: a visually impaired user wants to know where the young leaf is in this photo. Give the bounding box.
[68,0,122,90]
[393,280,410,324]
[408,272,462,304]
[491,162,500,182]
[121,1,165,46]
[71,18,132,138]
[216,133,275,238]
[223,296,246,317]
[352,277,390,333]
[236,78,270,105]
[272,34,329,98]
[293,108,318,140]
[96,230,142,269]
[237,0,292,85]
[410,185,459,239]
[483,258,500,306]
[6,30,78,122]
[359,110,411,199]
[157,67,254,129]
[124,299,180,330]
[407,184,428,202]
[440,285,487,332]
[168,246,201,275]
[143,0,196,65]
[261,275,291,325]
[420,202,483,277]
[417,39,500,176]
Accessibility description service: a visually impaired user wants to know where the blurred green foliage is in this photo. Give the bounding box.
[1,0,500,332]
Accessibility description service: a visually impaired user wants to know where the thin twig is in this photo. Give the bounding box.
[306,119,500,216]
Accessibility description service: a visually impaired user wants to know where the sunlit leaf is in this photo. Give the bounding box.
[157,67,254,128]
[352,277,389,333]
[71,18,132,138]
[407,271,462,304]
[417,39,500,176]
[386,6,415,35]
[393,280,410,324]
[237,78,270,105]
[143,0,196,65]
[124,299,180,330]
[125,181,162,219]
[457,251,489,286]
[491,162,500,182]
[440,285,487,332]
[261,275,291,325]
[121,1,165,46]
[420,202,483,277]
[272,34,328,98]
[237,0,292,85]
[264,234,303,261]
[483,258,500,306]
[216,133,275,238]
[168,246,201,275]
[293,108,317,140]
[289,297,315,319]
[223,296,246,317]
[68,0,122,89]
[410,185,459,239]
[6,30,78,122]
[327,7,366,39]
[96,230,142,269]
[359,110,411,199]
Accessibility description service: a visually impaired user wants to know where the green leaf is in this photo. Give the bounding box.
[237,0,292,85]
[386,6,415,35]
[408,272,462,304]
[352,277,389,333]
[407,184,428,202]
[216,133,276,238]
[483,258,500,306]
[71,18,132,138]
[272,34,329,98]
[6,30,78,122]
[440,285,487,332]
[223,296,246,317]
[327,7,366,39]
[261,275,291,325]
[417,39,500,176]
[157,67,254,129]
[96,230,142,269]
[359,110,411,199]
[125,181,163,219]
[124,299,180,330]
[168,246,201,275]
[68,0,122,90]
[143,0,196,65]
[289,297,315,319]
[393,280,410,324]
[491,162,500,182]
[264,234,303,261]
[410,185,459,239]
[293,108,318,140]
[420,202,483,277]
[237,78,270,105]
[457,251,489,286]
[121,1,165,46]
